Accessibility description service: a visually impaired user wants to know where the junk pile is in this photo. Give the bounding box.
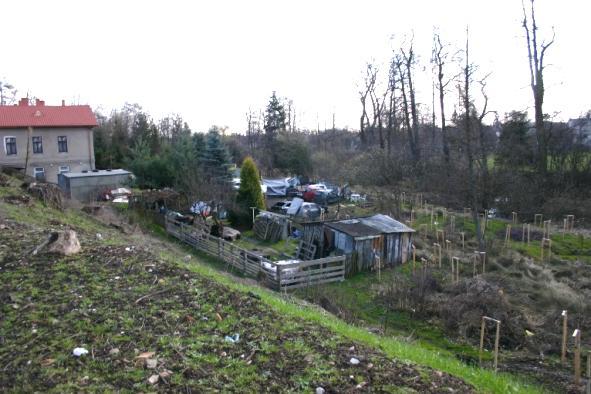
[253,213,287,243]
[26,182,64,210]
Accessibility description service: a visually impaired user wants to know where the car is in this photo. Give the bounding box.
[270,201,291,213]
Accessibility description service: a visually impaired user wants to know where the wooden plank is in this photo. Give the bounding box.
[280,276,344,290]
[279,266,346,280]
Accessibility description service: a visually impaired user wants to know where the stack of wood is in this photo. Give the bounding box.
[253,215,284,243]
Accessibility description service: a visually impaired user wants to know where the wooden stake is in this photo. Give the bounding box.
[433,243,442,268]
[452,257,460,283]
[561,310,568,364]
[479,316,501,372]
[574,329,582,385]
[480,251,486,274]
[479,316,486,365]
[522,224,526,243]
[563,218,568,239]
[512,211,518,224]
[527,224,531,245]
[412,244,416,274]
[445,239,452,261]
[494,319,501,372]
[504,224,512,247]
[586,350,590,394]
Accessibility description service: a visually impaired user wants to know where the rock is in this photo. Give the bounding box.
[184,255,192,262]
[47,230,81,256]
[109,348,120,356]
[348,346,355,352]
[159,369,173,379]
[136,351,156,360]
[96,233,103,240]
[72,347,89,357]
[349,357,360,365]
[147,374,159,385]
[316,387,326,394]
[146,358,158,369]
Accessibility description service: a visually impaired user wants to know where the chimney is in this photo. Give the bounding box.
[18,98,29,106]
[36,99,45,106]
[61,99,65,106]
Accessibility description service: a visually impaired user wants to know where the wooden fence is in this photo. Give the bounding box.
[165,217,345,291]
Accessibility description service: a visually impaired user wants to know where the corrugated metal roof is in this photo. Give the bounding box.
[325,219,382,238]
[359,214,415,233]
[0,101,97,128]
[61,169,131,179]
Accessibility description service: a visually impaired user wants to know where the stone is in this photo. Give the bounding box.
[147,374,159,385]
[47,230,81,256]
[146,358,158,369]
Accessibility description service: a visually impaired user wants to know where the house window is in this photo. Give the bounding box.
[58,166,70,174]
[57,136,68,153]
[4,137,17,155]
[32,136,43,154]
[33,167,45,181]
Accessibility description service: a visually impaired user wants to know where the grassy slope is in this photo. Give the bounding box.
[0,180,542,393]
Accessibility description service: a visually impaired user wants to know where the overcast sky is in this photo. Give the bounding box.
[2,0,589,133]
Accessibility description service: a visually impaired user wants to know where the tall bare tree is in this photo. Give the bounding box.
[359,63,378,146]
[400,40,421,161]
[522,0,554,175]
[460,28,484,251]
[432,33,452,164]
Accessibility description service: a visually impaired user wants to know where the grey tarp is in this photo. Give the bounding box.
[262,178,289,197]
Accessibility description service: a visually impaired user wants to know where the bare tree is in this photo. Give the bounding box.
[522,0,555,175]
[400,39,421,161]
[359,63,378,146]
[432,33,452,164]
[460,28,484,251]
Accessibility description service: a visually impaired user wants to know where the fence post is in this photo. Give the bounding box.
[575,329,582,386]
[277,265,282,292]
[562,310,568,364]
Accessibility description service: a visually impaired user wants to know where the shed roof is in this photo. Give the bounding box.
[359,214,415,233]
[61,169,131,179]
[325,219,381,238]
[0,99,97,128]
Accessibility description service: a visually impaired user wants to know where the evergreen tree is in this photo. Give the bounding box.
[201,126,232,182]
[264,91,286,139]
[235,157,265,225]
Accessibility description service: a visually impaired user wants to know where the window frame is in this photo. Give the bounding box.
[4,136,17,155]
[57,135,68,153]
[32,136,43,154]
[58,165,70,174]
[33,167,45,180]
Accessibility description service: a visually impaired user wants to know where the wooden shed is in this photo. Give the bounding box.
[301,214,414,275]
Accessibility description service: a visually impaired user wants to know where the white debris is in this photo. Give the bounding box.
[224,333,240,343]
[349,357,360,365]
[316,387,326,394]
[72,347,89,357]
[109,348,120,356]
[96,233,103,240]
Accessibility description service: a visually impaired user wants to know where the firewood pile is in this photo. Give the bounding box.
[253,215,284,243]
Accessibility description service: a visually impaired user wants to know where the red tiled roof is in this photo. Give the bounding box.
[0,99,98,129]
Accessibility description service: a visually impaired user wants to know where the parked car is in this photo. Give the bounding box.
[270,200,291,213]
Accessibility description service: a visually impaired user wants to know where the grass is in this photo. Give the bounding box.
[0,176,545,393]
[173,255,542,394]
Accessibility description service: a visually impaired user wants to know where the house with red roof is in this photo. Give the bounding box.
[0,98,97,183]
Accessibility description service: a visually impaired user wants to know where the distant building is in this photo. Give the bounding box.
[58,169,132,202]
[0,98,97,183]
